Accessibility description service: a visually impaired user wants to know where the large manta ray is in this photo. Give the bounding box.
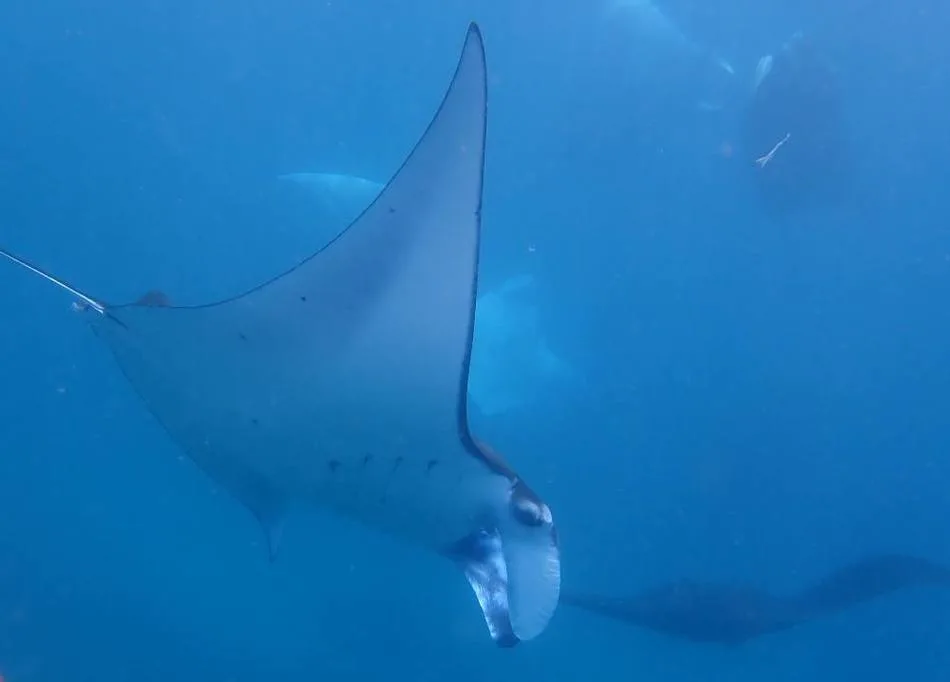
[562,553,950,645]
[0,24,561,647]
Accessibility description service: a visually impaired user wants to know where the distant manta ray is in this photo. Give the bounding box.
[468,274,581,417]
[277,172,383,226]
[0,24,560,647]
[607,0,695,54]
[562,553,950,645]
[740,31,852,218]
[278,173,582,418]
[605,0,735,111]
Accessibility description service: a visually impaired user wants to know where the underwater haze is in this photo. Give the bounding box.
[1,0,949,680]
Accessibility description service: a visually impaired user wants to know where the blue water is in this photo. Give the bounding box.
[0,0,948,680]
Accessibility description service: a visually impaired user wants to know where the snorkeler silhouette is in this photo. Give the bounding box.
[562,553,950,644]
[740,31,851,217]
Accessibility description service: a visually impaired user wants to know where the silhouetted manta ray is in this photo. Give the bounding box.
[0,24,560,647]
[741,31,851,217]
[563,554,950,644]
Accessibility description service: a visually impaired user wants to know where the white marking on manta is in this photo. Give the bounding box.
[0,23,560,647]
[275,171,582,417]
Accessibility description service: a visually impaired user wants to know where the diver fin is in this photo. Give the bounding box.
[0,248,105,313]
[452,529,518,647]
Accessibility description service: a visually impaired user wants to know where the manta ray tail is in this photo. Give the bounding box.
[0,249,105,313]
[0,247,291,562]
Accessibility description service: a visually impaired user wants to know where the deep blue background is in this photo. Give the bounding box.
[0,0,948,680]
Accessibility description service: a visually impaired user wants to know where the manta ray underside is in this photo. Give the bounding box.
[0,24,560,646]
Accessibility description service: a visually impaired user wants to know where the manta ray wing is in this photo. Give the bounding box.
[0,24,560,645]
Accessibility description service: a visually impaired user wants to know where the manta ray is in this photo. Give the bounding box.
[468,274,580,417]
[276,171,582,418]
[277,172,384,227]
[741,31,851,217]
[0,24,560,647]
[605,0,735,112]
[562,553,950,645]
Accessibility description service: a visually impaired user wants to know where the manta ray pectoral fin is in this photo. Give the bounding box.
[0,249,288,565]
[450,480,560,646]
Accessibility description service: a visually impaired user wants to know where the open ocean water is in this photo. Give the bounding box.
[0,1,948,680]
